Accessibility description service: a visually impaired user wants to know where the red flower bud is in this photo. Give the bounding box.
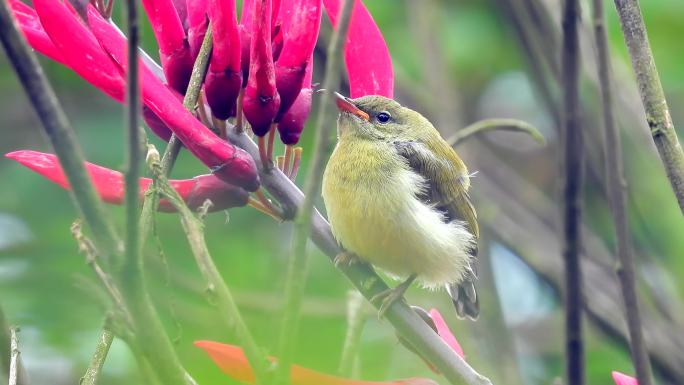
[9,0,65,64]
[5,151,249,212]
[277,58,313,145]
[142,0,194,93]
[242,0,281,136]
[323,0,394,98]
[205,0,243,120]
[612,372,638,385]
[186,0,208,58]
[238,0,254,85]
[274,0,321,119]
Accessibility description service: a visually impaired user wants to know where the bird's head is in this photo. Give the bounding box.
[334,93,434,141]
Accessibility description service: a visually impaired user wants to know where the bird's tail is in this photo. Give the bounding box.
[447,276,479,320]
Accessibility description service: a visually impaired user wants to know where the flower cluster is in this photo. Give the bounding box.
[6,0,393,211]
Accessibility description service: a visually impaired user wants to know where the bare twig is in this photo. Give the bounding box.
[613,0,684,213]
[561,0,585,383]
[80,329,114,385]
[0,0,120,264]
[447,118,546,147]
[592,1,654,384]
[275,1,355,384]
[8,328,18,385]
[1,310,27,385]
[147,148,270,385]
[338,291,367,377]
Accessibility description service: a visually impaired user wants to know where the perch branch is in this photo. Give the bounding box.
[561,0,585,383]
[447,118,545,146]
[613,0,684,213]
[275,1,355,384]
[80,329,114,385]
[592,1,654,384]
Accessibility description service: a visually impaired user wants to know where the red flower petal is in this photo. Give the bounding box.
[612,371,638,385]
[195,341,438,385]
[274,0,321,118]
[34,0,125,101]
[428,309,465,359]
[205,0,243,119]
[142,0,194,93]
[242,0,281,136]
[5,150,249,212]
[277,57,313,144]
[9,0,65,64]
[87,9,259,191]
[186,0,208,58]
[323,0,394,98]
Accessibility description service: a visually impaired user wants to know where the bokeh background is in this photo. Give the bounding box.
[1,0,684,384]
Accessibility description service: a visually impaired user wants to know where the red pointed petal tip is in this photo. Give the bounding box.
[5,150,248,212]
[428,309,465,358]
[194,340,437,385]
[242,0,281,136]
[33,0,125,101]
[323,0,394,98]
[10,0,65,64]
[612,371,638,385]
[186,0,208,57]
[205,0,243,119]
[275,0,322,117]
[142,0,193,93]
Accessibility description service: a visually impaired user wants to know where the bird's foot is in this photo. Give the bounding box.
[370,274,418,319]
[334,251,359,267]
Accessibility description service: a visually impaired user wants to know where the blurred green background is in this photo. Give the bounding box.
[1,0,684,384]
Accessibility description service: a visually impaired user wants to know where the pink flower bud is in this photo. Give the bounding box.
[5,150,249,212]
[186,0,208,58]
[277,58,313,144]
[242,0,281,136]
[9,0,65,64]
[612,372,638,385]
[205,0,243,119]
[142,0,194,93]
[274,0,321,119]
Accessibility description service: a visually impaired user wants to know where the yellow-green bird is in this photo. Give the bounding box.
[322,93,480,319]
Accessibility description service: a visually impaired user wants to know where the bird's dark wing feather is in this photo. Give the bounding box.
[394,140,480,320]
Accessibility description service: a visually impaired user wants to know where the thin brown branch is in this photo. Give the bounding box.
[592,1,654,384]
[80,329,114,385]
[561,0,585,383]
[613,0,684,213]
[447,118,546,147]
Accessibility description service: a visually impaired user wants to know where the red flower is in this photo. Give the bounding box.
[141,0,194,93]
[242,0,281,137]
[186,0,209,58]
[277,58,313,145]
[612,371,638,385]
[5,151,249,212]
[205,0,243,119]
[195,340,437,385]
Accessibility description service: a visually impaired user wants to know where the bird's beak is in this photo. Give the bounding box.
[334,92,369,121]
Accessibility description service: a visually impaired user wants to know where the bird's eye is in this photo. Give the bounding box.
[376,111,391,124]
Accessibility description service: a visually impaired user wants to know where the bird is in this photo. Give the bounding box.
[322,93,480,320]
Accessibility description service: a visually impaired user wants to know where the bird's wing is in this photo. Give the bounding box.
[393,140,479,239]
[394,139,480,320]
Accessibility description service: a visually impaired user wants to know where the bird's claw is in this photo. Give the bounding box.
[334,252,358,267]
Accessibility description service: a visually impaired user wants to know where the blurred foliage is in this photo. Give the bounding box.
[1,0,684,384]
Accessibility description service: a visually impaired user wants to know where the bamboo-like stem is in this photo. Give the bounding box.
[227,133,493,385]
[561,0,585,383]
[1,308,27,385]
[148,154,270,385]
[447,118,545,146]
[592,2,654,384]
[8,328,18,385]
[613,0,684,213]
[0,0,120,264]
[338,291,367,377]
[80,329,114,385]
[275,1,355,384]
